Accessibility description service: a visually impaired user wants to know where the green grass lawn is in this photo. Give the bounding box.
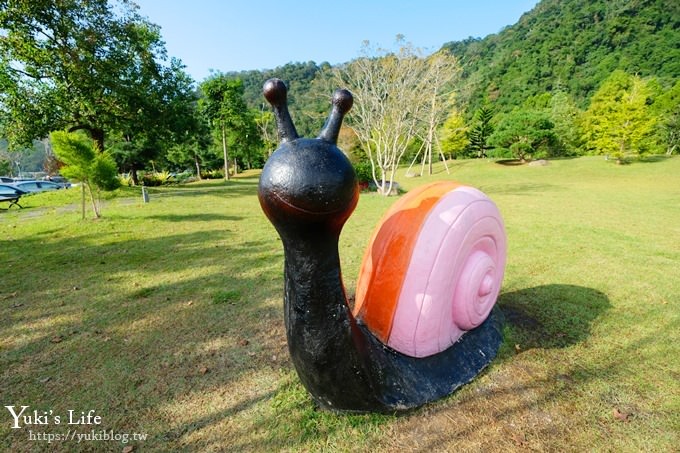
[2,157,679,451]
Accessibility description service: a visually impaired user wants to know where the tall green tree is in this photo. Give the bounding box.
[439,109,469,159]
[165,105,213,178]
[468,106,494,158]
[0,0,192,153]
[581,70,656,161]
[549,88,582,154]
[110,66,199,184]
[226,61,329,138]
[255,108,277,158]
[227,109,262,171]
[651,80,680,155]
[199,76,252,181]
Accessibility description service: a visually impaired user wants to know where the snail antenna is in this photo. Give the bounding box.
[318,89,353,145]
[263,78,299,143]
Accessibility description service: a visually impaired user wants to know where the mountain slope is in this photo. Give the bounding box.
[442,0,680,113]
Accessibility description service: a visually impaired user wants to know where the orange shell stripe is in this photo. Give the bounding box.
[353,181,463,343]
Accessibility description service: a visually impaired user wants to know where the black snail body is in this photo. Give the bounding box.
[258,78,504,413]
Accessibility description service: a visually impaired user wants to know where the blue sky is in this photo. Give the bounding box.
[134,0,540,82]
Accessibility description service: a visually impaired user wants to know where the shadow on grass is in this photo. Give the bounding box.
[154,285,613,451]
[498,284,611,350]
[158,390,278,444]
[495,159,526,166]
[479,182,561,196]
[140,177,260,198]
[494,156,581,166]
[159,372,392,452]
[0,218,287,451]
[146,213,243,222]
[394,285,614,451]
[636,154,674,164]
[405,316,678,452]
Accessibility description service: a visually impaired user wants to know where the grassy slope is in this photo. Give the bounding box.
[1,157,678,451]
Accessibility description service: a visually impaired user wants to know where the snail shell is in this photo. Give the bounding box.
[353,181,507,358]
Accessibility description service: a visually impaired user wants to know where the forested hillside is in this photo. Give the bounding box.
[443,0,680,114]
[225,61,331,137]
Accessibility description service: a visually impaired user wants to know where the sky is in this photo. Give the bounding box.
[133,0,540,82]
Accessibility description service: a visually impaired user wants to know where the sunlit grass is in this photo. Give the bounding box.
[1,157,679,451]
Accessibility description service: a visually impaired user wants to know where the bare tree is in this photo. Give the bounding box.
[334,38,431,195]
[414,51,461,176]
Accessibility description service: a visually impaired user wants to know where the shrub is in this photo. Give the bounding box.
[141,174,163,186]
[201,169,224,179]
[353,161,373,184]
[173,171,194,183]
[488,148,514,159]
[154,171,174,185]
[118,173,133,187]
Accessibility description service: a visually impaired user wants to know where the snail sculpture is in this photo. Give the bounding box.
[258,78,507,413]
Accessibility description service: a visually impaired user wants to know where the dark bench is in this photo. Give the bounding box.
[0,185,25,209]
[0,195,22,209]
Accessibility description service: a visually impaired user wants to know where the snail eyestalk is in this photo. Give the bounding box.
[263,78,299,143]
[318,89,353,144]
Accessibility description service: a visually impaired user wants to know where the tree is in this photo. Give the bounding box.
[0,0,190,153]
[489,109,557,162]
[581,71,656,162]
[110,66,200,184]
[413,51,461,175]
[468,106,494,158]
[199,76,251,181]
[439,108,469,159]
[651,79,680,155]
[548,88,582,154]
[50,131,120,219]
[227,109,262,172]
[226,61,330,138]
[0,157,9,176]
[255,108,277,158]
[165,106,213,178]
[334,37,433,195]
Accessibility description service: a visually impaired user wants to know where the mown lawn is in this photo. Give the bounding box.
[1,156,679,452]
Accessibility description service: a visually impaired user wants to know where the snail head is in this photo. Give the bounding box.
[258,78,358,232]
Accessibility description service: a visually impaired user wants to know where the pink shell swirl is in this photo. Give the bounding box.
[387,186,507,358]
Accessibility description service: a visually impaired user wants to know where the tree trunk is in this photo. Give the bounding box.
[379,168,387,195]
[67,125,104,152]
[81,184,86,220]
[434,135,450,174]
[91,128,104,152]
[221,124,230,181]
[406,146,422,177]
[426,127,434,175]
[85,183,100,218]
[130,165,139,186]
[194,155,202,180]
